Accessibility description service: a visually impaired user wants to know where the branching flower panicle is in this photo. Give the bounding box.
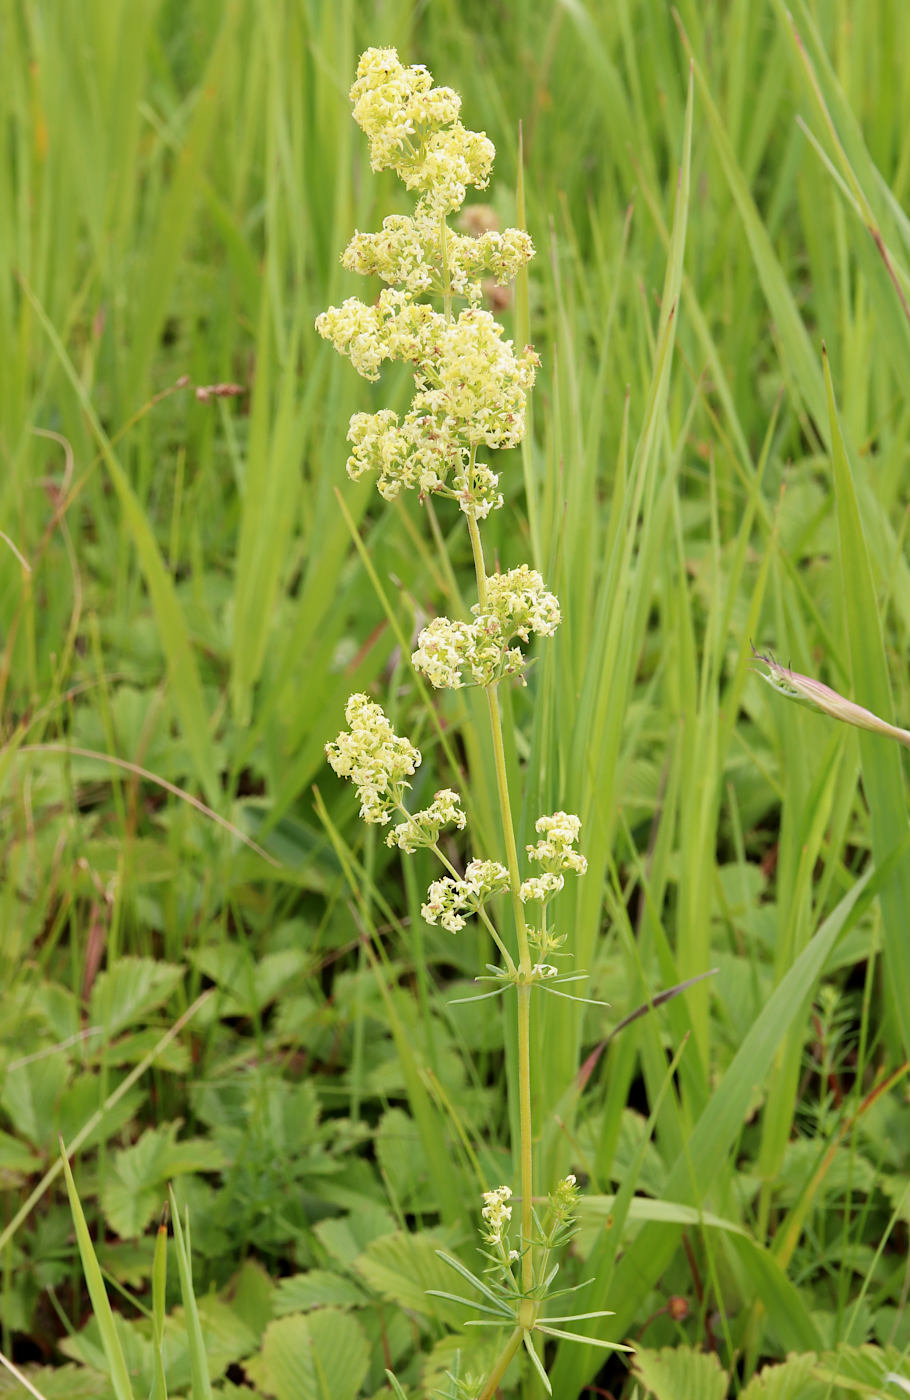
[319,47,617,1395]
[319,302,539,505]
[316,45,539,518]
[343,211,533,303]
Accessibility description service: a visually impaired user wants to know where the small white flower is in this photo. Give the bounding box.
[480,1184,513,1247]
[519,873,565,904]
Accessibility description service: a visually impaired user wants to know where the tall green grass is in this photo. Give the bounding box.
[1,1,909,1396]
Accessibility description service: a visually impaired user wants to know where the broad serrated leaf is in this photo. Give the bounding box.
[247,1310,369,1400]
[375,1107,433,1208]
[226,1259,275,1337]
[90,958,185,1038]
[92,1028,191,1073]
[634,1346,728,1400]
[0,1127,42,1177]
[274,1270,368,1315]
[312,1208,396,1269]
[815,1343,909,1394]
[0,1364,110,1400]
[740,1353,825,1399]
[192,1074,319,1156]
[0,1055,69,1149]
[101,1122,225,1237]
[353,1233,469,1327]
[191,946,308,1017]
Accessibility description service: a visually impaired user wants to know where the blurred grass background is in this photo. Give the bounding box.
[2,1,910,1396]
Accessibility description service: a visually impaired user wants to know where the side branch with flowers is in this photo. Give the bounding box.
[318,48,629,1398]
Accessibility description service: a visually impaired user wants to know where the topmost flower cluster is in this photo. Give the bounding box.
[316,48,537,513]
[349,47,492,213]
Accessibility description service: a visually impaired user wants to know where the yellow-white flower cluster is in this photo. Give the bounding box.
[343,212,533,304]
[480,1184,513,1248]
[325,694,420,825]
[519,812,587,905]
[349,47,491,212]
[422,859,510,933]
[412,566,561,689]
[519,873,565,904]
[385,788,466,853]
[315,46,538,518]
[318,298,539,507]
[322,52,585,988]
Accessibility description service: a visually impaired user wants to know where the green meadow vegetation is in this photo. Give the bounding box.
[2,1,910,1397]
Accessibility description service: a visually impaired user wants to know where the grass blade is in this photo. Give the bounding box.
[824,347,910,1055]
[60,1144,135,1400]
[168,1188,212,1400]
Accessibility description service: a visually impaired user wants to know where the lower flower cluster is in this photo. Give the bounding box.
[328,696,587,939]
[422,859,510,933]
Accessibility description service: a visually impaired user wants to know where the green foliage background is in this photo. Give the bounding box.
[2,1,910,1396]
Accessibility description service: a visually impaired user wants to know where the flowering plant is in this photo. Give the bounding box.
[319,48,629,1397]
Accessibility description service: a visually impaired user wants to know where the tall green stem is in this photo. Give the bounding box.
[441,216,538,1371]
[477,1327,524,1400]
[439,213,452,323]
[466,512,535,1310]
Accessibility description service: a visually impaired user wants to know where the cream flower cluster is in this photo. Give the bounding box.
[349,47,493,214]
[519,812,587,905]
[412,566,560,689]
[422,859,510,933]
[325,694,420,825]
[316,46,538,518]
[343,212,533,304]
[527,812,587,871]
[385,788,466,853]
[315,287,435,382]
[318,301,539,505]
[480,1184,513,1248]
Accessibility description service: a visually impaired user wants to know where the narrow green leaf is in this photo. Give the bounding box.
[59,1146,136,1400]
[522,1331,552,1395]
[168,1189,212,1400]
[149,1218,168,1400]
[824,348,910,1055]
[551,863,887,1394]
[19,283,221,808]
